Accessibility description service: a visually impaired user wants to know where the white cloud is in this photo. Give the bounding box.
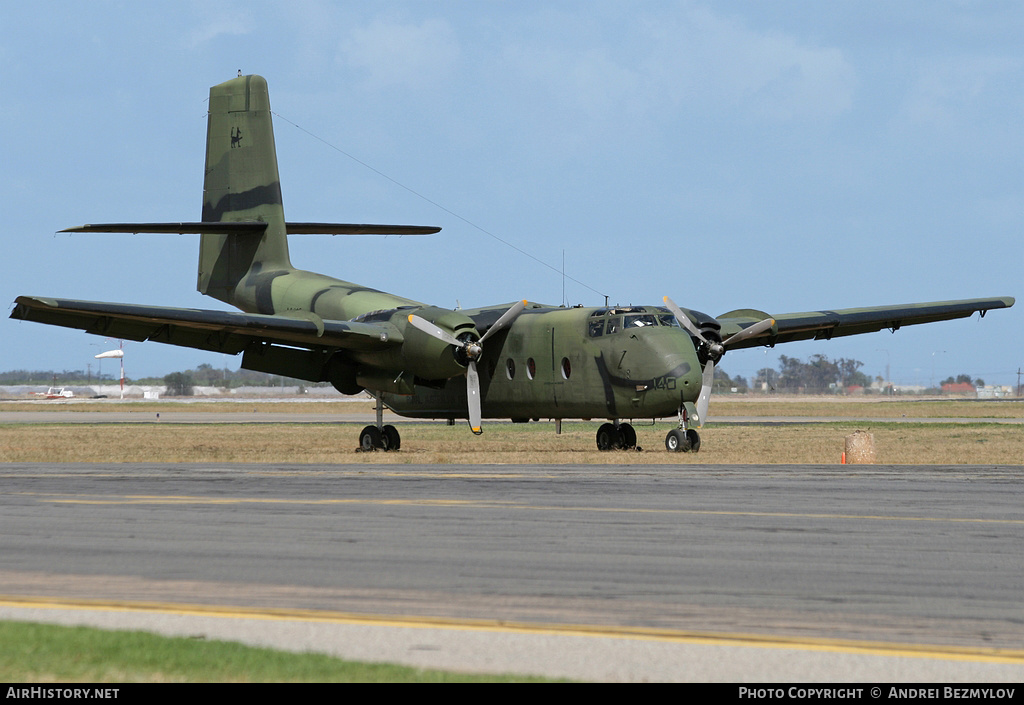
[639,6,857,123]
[339,17,460,90]
[896,55,1023,134]
[187,3,255,48]
[480,2,857,150]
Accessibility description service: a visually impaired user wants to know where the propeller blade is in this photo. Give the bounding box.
[663,296,707,341]
[665,299,773,429]
[410,300,526,437]
[467,361,483,434]
[479,300,528,344]
[723,317,775,347]
[407,314,462,347]
[696,358,714,428]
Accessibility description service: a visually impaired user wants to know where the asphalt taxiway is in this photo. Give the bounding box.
[1,462,1022,681]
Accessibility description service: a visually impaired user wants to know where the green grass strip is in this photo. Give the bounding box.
[0,621,557,683]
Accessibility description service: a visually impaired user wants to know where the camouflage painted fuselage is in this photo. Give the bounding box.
[383,304,703,421]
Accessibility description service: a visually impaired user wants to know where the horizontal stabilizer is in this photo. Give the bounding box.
[60,222,440,235]
[285,223,440,235]
[61,223,268,235]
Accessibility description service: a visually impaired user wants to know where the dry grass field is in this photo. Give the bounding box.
[0,397,1021,464]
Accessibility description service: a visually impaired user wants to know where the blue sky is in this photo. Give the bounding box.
[2,1,1022,387]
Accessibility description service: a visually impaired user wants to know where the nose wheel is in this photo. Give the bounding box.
[665,428,700,453]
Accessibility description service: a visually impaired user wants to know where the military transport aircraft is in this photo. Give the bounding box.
[10,74,1014,452]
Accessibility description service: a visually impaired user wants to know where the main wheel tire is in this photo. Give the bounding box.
[665,428,692,453]
[620,423,637,449]
[381,424,401,451]
[596,423,616,451]
[359,425,382,451]
[686,429,701,453]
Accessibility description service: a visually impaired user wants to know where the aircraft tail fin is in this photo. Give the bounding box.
[198,74,290,303]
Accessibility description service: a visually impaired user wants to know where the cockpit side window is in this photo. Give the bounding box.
[655,307,681,328]
[605,316,621,335]
[624,314,657,328]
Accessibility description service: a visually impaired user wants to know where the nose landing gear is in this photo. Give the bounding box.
[665,404,701,453]
[665,427,700,453]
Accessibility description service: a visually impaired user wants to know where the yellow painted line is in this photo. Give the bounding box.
[1,595,1021,664]
[8,491,1024,525]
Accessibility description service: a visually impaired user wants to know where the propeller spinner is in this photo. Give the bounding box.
[407,300,528,434]
[663,296,774,427]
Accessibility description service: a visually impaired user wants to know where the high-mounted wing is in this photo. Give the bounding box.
[715,297,1015,350]
[10,296,403,381]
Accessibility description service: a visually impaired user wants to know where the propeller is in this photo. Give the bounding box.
[407,300,528,434]
[663,296,774,426]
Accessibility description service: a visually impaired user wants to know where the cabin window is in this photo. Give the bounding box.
[527,358,536,380]
[561,358,571,379]
[506,358,516,380]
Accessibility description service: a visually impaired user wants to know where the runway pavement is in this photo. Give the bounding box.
[1,462,1022,681]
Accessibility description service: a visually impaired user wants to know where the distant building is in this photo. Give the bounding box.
[977,385,1013,399]
[891,385,927,395]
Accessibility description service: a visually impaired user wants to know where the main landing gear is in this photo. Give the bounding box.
[359,424,401,451]
[595,422,638,451]
[358,393,401,451]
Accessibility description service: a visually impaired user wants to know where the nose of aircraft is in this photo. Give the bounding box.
[636,326,704,405]
[673,332,704,403]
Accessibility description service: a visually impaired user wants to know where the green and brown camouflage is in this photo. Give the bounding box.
[199,74,289,303]
[9,73,1014,451]
[385,304,704,421]
[198,74,424,321]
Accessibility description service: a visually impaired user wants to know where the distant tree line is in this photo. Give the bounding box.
[0,363,322,392]
[940,374,985,388]
[750,354,873,393]
[0,369,116,385]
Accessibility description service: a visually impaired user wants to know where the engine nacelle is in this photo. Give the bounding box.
[345,306,478,383]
